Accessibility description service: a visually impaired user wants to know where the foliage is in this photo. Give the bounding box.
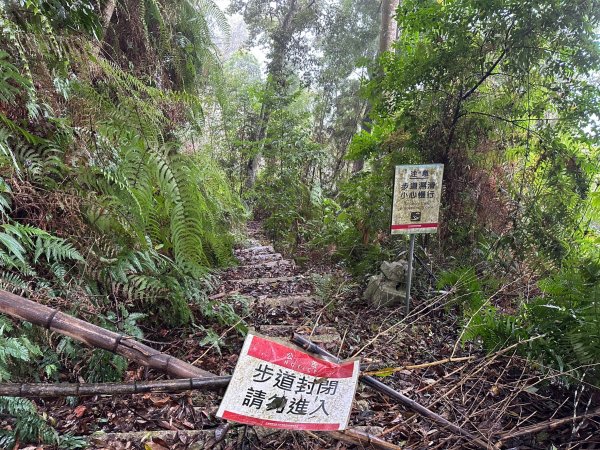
[366,0,600,261]
[0,0,242,395]
[441,254,600,386]
[250,95,325,252]
[0,0,243,325]
[0,316,43,382]
[0,393,86,448]
[0,397,58,448]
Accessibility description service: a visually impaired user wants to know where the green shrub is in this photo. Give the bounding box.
[441,257,600,386]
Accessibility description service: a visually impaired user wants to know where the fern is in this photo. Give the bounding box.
[0,397,58,448]
[0,316,42,382]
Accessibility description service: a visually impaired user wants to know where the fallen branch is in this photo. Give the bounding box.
[497,406,600,443]
[209,289,239,300]
[330,429,403,450]
[0,290,210,378]
[0,376,231,397]
[292,333,497,450]
[364,355,476,376]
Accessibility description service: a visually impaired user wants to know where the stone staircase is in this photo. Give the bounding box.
[215,231,342,350]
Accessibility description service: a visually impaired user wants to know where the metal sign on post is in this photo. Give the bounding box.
[391,164,444,313]
[217,333,360,431]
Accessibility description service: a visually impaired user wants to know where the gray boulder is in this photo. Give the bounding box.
[380,260,408,282]
[370,281,406,308]
[363,274,406,308]
[363,274,384,301]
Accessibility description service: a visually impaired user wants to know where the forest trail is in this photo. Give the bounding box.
[17,222,600,449]
[222,221,343,350]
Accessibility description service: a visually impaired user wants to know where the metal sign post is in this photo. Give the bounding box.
[405,234,416,314]
[391,164,444,314]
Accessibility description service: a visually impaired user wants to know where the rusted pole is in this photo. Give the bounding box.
[292,333,497,450]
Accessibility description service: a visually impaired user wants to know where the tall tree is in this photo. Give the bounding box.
[351,0,400,173]
[229,0,320,189]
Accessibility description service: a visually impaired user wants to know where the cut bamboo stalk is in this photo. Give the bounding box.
[292,333,497,450]
[0,376,231,397]
[0,290,211,378]
[497,406,600,443]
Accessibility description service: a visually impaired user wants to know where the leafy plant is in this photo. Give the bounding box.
[0,397,58,448]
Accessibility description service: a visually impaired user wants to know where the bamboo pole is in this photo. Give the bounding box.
[0,290,398,449]
[0,376,231,397]
[0,290,211,378]
[497,406,600,444]
[292,333,498,450]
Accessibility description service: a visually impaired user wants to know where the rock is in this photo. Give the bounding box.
[380,260,408,282]
[370,281,406,308]
[363,274,406,307]
[362,274,384,301]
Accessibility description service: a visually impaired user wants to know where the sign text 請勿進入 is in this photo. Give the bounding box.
[217,334,359,431]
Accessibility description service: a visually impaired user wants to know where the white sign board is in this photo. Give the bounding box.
[391,164,444,235]
[217,334,360,431]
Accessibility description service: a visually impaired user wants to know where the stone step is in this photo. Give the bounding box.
[228,275,302,286]
[250,325,341,347]
[251,295,317,308]
[228,262,295,278]
[235,245,274,255]
[236,259,295,270]
[239,253,283,264]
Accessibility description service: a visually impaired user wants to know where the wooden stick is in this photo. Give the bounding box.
[497,406,600,442]
[0,376,231,397]
[292,333,497,450]
[364,355,476,376]
[0,290,211,378]
[330,429,404,450]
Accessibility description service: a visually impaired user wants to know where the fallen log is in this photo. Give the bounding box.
[0,376,231,397]
[292,333,497,450]
[0,290,211,378]
[0,290,398,449]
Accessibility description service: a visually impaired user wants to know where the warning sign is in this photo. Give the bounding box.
[217,334,360,431]
[391,164,444,234]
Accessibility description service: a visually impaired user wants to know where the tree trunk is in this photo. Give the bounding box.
[352,0,400,174]
[101,0,117,31]
[379,0,400,54]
